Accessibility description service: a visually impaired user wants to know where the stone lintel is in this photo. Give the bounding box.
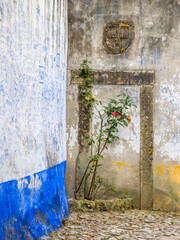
[71,71,154,86]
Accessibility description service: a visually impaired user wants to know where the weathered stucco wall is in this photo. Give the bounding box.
[67,0,180,211]
[0,0,68,238]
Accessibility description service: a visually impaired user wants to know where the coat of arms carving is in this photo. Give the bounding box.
[103,21,134,55]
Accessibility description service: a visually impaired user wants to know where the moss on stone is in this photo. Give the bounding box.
[68,198,133,212]
[79,199,96,210]
[111,198,124,211]
[95,200,108,211]
[68,199,96,212]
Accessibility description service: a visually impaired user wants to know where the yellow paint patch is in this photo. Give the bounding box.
[165,197,172,205]
[169,164,180,184]
[120,23,129,27]
[153,198,163,207]
[69,158,75,165]
[177,204,180,209]
[112,161,139,173]
[155,164,165,176]
[113,161,126,170]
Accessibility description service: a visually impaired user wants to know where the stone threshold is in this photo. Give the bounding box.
[68,198,133,212]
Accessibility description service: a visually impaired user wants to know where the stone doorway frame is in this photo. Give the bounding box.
[71,71,154,210]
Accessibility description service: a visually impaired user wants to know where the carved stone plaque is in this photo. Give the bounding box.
[103,21,134,55]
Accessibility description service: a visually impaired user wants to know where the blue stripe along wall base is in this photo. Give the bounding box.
[0,161,69,239]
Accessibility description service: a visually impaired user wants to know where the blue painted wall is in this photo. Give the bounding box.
[0,162,69,239]
[0,0,68,238]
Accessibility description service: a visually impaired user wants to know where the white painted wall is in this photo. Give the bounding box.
[0,0,67,183]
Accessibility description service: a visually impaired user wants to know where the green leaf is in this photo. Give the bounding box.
[94,164,102,167]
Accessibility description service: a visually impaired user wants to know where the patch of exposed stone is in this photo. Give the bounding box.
[41,210,180,240]
[68,198,133,212]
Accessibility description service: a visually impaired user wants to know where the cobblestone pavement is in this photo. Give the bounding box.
[41,210,180,240]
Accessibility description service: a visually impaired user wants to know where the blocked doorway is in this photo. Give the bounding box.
[68,71,154,210]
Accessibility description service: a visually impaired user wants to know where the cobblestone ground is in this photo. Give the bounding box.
[41,210,180,240]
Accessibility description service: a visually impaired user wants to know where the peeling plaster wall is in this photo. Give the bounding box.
[67,0,180,211]
[0,0,68,238]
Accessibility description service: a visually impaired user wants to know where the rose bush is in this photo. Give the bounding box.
[75,58,136,200]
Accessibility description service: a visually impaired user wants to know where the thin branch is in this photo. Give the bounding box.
[74,159,92,194]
